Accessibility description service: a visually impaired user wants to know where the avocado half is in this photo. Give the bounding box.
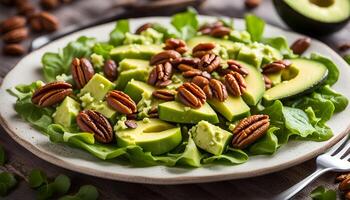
[273,0,350,35]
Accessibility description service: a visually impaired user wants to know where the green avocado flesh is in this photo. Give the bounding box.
[284,0,350,23]
[53,97,80,128]
[192,121,232,155]
[264,58,328,101]
[115,59,151,90]
[86,101,116,119]
[158,101,219,124]
[239,61,265,106]
[208,95,250,122]
[124,79,155,102]
[116,119,182,155]
[79,74,115,102]
[110,44,162,61]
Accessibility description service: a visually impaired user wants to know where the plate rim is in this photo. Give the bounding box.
[1,15,350,184]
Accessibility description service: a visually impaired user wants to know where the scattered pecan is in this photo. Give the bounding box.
[126,113,138,120]
[103,59,118,81]
[336,173,350,183]
[203,79,228,101]
[338,43,350,52]
[177,64,197,72]
[106,90,137,115]
[3,44,25,56]
[263,75,272,89]
[71,57,95,89]
[346,192,350,200]
[219,60,249,77]
[148,105,158,118]
[0,16,26,33]
[210,26,231,37]
[262,60,291,74]
[76,110,113,143]
[198,53,221,73]
[17,2,36,17]
[182,69,211,79]
[192,43,216,58]
[232,115,270,149]
[177,82,206,108]
[192,75,210,88]
[152,89,176,101]
[290,37,311,55]
[2,27,28,43]
[245,0,261,9]
[30,12,59,32]
[339,177,350,191]
[198,21,228,36]
[31,81,72,107]
[150,50,181,66]
[135,23,153,34]
[40,0,60,10]
[171,57,200,68]
[164,38,188,54]
[224,72,247,96]
[148,62,173,87]
[125,120,138,129]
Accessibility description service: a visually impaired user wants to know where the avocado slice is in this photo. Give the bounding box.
[273,0,350,35]
[266,71,282,86]
[124,79,155,102]
[192,120,232,156]
[264,58,328,101]
[53,97,80,128]
[85,101,116,119]
[79,74,115,102]
[208,95,250,122]
[116,119,182,155]
[119,58,150,72]
[238,61,265,106]
[158,101,219,124]
[110,44,163,61]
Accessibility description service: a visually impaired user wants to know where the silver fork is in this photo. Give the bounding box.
[274,135,350,200]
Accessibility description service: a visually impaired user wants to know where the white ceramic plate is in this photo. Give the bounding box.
[1,16,350,184]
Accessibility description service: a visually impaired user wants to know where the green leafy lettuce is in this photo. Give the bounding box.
[245,14,265,42]
[310,186,336,200]
[310,53,339,86]
[262,36,296,58]
[109,19,130,46]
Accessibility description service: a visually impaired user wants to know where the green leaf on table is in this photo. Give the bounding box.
[245,14,265,42]
[344,54,350,65]
[52,174,71,196]
[28,169,47,188]
[310,53,339,86]
[0,172,17,196]
[59,185,99,200]
[109,19,130,46]
[0,145,5,166]
[36,183,54,200]
[310,186,336,200]
[171,7,199,40]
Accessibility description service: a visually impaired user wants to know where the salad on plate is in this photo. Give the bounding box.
[7,9,349,168]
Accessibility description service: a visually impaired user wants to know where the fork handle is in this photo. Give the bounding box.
[272,167,333,200]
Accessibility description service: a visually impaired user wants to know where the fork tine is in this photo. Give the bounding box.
[327,136,349,155]
[343,153,350,161]
[334,141,350,158]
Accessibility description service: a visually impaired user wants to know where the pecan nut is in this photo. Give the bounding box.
[32,81,73,107]
[224,72,247,96]
[198,21,225,35]
[148,62,173,87]
[106,90,137,115]
[125,120,138,129]
[290,37,311,55]
[17,2,36,17]
[263,75,272,89]
[192,75,210,88]
[148,106,158,118]
[1,16,26,33]
[219,60,249,77]
[40,0,60,10]
[135,23,153,34]
[245,0,261,9]
[182,69,211,79]
[210,26,231,37]
[192,43,216,58]
[152,89,176,101]
[103,59,118,81]
[203,79,228,101]
[76,110,113,143]
[177,82,206,108]
[150,50,181,65]
[336,173,350,183]
[171,57,200,68]
[30,12,59,32]
[232,115,270,149]
[3,44,25,56]
[262,60,291,74]
[339,177,350,191]
[71,57,95,89]
[3,27,28,43]
[164,38,188,54]
[198,53,221,73]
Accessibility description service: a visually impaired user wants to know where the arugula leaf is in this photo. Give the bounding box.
[202,148,248,164]
[310,53,339,86]
[310,186,336,200]
[28,169,47,189]
[42,36,96,82]
[109,19,130,46]
[262,37,296,58]
[245,14,265,42]
[0,145,5,166]
[249,127,279,155]
[171,8,199,40]
[0,172,17,197]
[59,185,99,200]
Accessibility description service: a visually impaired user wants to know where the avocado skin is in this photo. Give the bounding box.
[273,0,350,35]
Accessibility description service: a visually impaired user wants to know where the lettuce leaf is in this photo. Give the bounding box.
[245,14,265,42]
[317,85,348,113]
[262,37,296,58]
[202,148,248,164]
[249,127,279,155]
[171,8,198,40]
[109,19,129,46]
[92,43,114,60]
[310,53,339,86]
[42,36,96,82]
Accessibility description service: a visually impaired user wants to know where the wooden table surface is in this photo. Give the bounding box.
[1,0,349,199]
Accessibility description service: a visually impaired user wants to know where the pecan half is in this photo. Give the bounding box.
[177,82,206,108]
[219,60,249,77]
[182,69,211,79]
[76,110,113,143]
[150,50,181,65]
[148,105,159,118]
[135,23,153,34]
[3,27,28,43]
[210,26,231,37]
[164,38,188,54]
[339,177,350,191]
[263,75,272,89]
[198,53,221,73]
[3,44,25,56]
[192,75,210,88]
[1,16,26,33]
[192,43,216,58]
[232,115,270,149]
[198,21,226,35]
[224,72,247,96]
[32,81,72,107]
[203,79,228,101]
[336,173,350,183]
[290,37,311,55]
[106,90,137,115]
[171,57,200,68]
[148,62,173,87]
[125,120,138,129]
[152,89,176,101]
[71,57,95,89]
[245,0,261,9]
[262,60,291,74]
[103,59,118,81]
[177,64,197,72]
